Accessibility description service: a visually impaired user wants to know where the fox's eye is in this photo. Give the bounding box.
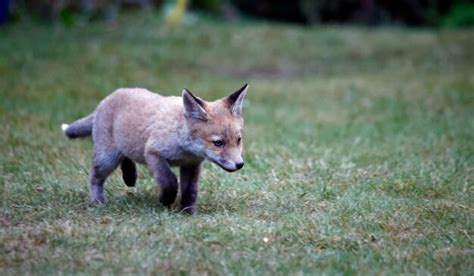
[213,140,225,147]
[237,137,241,144]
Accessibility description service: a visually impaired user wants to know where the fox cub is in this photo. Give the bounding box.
[62,84,249,214]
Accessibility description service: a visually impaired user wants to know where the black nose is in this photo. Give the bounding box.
[236,162,244,169]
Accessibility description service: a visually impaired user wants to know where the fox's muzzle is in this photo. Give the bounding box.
[215,158,244,172]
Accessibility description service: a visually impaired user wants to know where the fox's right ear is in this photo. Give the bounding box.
[225,83,248,117]
[182,89,208,121]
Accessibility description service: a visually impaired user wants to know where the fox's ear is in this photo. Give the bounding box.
[225,83,248,116]
[182,88,208,121]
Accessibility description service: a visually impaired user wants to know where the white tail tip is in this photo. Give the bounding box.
[61,124,69,133]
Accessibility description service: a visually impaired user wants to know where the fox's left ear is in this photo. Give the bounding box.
[183,88,208,121]
[225,83,249,116]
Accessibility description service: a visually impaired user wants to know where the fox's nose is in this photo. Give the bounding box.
[235,162,244,170]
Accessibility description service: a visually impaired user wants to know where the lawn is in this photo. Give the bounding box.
[1,14,473,274]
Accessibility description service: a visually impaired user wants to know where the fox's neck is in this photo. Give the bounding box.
[177,122,205,159]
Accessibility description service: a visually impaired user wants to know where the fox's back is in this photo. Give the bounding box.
[94,88,185,163]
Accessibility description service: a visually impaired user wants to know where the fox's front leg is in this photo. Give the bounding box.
[179,164,202,214]
[145,154,178,208]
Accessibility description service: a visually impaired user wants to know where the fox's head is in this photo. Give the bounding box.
[182,84,249,172]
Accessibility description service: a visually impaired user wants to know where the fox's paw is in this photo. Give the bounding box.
[89,189,105,205]
[89,197,105,205]
[159,190,177,208]
[180,205,197,215]
[159,195,176,208]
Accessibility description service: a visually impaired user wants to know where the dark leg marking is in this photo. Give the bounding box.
[121,157,137,187]
[146,154,178,208]
[179,163,202,215]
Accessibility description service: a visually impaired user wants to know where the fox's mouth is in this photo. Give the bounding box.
[220,166,239,173]
[212,159,241,173]
[214,162,239,172]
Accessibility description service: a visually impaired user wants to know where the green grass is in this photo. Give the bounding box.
[1,14,473,274]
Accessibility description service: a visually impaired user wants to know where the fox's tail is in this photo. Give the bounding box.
[61,113,94,138]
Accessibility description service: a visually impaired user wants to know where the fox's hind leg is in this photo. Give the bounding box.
[145,154,178,208]
[121,157,137,187]
[89,148,122,204]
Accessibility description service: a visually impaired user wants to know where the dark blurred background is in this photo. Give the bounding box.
[1,0,474,27]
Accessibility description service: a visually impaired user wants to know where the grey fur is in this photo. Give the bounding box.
[64,113,94,138]
[89,148,122,203]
